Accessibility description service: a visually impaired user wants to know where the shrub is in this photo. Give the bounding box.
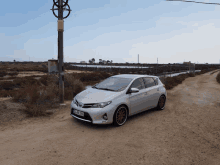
[11,73,85,117]
[8,71,19,77]
[12,83,60,117]
[39,75,50,86]
[13,76,41,88]
[64,74,85,99]
[0,71,7,77]
[22,103,48,117]
[0,89,18,97]
[216,72,220,84]
[0,81,18,90]
[79,73,101,82]
[71,71,112,82]
[188,72,195,77]
[210,69,220,75]
[161,73,190,90]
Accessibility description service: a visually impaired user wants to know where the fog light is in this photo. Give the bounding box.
[103,113,108,120]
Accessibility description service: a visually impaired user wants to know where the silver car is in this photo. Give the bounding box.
[70,74,167,126]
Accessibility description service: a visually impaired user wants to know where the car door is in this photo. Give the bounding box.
[128,78,146,115]
[142,77,159,109]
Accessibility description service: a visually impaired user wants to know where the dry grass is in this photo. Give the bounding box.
[8,73,88,117]
[0,71,7,77]
[7,71,113,117]
[210,69,220,75]
[0,63,48,73]
[160,69,216,90]
[12,81,59,117]
[0,67,216,117]
[216,72,220,84]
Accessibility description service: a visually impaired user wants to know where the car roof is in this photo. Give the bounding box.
[111,74,158,79]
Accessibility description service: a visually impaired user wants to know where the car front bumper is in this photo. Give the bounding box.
[70,102,116,124]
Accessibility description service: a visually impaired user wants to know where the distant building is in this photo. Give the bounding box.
[80,61,86,63]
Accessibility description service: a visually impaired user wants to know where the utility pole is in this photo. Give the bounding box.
[51,0,72,103]
[170,63,171,77]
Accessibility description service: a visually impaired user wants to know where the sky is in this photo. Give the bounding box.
[1,0,220,64]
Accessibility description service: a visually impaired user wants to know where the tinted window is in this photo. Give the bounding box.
[143,77,156,88]
[153,77,158,85]
[130,78,145,90]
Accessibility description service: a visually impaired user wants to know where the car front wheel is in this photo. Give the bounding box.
[157,95,166,110]
[113,105,128,126]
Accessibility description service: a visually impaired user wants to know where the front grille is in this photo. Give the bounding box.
[75,99,94,108]
[71,108,93,122]
[82,104,94,108]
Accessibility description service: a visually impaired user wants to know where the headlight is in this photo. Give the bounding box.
[91,101,112,108]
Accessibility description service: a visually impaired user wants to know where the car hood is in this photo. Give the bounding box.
[75,87,121,103]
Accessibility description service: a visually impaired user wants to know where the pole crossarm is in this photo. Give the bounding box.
[53,0,69,8]
[166,0,220,5]
[50,3,72,19]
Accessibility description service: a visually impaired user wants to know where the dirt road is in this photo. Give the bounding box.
[1,70,220,165]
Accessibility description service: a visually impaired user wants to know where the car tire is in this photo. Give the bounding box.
[156,95,166,110]
[113,105,128,126]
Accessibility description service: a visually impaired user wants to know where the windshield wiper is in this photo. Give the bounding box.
[92,86,98,89]
[97,88,116,91]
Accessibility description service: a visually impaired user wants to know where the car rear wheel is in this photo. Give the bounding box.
[113,105,128,126]
[157,95,166,110]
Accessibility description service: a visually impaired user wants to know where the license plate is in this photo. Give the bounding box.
[73,110,84,117]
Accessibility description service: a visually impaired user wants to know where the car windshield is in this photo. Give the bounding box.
[92,77,133,92]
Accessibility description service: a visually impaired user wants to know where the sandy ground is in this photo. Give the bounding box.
[0,70,220,165]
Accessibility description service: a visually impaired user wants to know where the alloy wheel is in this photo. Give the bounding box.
[114,106,127,126]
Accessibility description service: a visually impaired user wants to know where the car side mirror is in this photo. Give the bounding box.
[130,88,139,93]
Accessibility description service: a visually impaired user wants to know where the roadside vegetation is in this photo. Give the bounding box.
[0,71,112,117]
[210,69,220,75]
[0,66,218,117]
[216,72,220,84]
[159,68,217,90]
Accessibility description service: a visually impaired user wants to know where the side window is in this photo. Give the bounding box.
[130,78,145,90]
[153,77,158,85]
[143,77,156,88]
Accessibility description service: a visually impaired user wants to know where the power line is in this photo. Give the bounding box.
[166,0,220,5]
